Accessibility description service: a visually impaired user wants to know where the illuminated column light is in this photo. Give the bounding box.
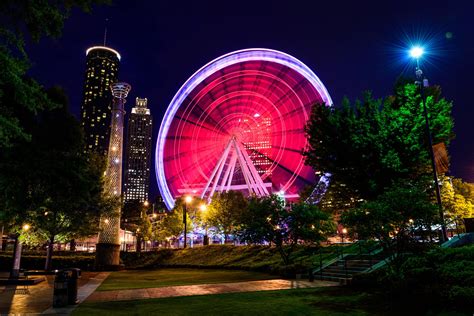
[99,82,131,247]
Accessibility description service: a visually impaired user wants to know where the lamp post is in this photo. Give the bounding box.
[183,195,193,248]
[341,228,347,243]
[409,46,448,242]
[199,204,209,246]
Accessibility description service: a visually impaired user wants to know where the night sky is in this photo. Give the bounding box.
[26,0,474,199]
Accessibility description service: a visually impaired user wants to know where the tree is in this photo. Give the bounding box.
[205,191,248,243]
[122,200,152,252]
[441,177,474,232]
[239,195,334,265]
[0,0,110,148]
[0,87,110,271]
[157,197,193,246]
[305,83,454,211]
[341,182,439,260]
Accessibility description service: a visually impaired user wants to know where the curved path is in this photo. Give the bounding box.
[86,279,337,303]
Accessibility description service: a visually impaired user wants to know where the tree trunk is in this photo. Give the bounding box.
[70,239,76,251]
[10,235,22,279]
[45,236,55,271]
[136,236,142,253]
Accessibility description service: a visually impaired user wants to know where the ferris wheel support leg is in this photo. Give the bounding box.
[237,141,269,196]
[200,139,233,199]
[209,145,231,201]
[225,154,237,192]
[220,151,237,190]
[234,140,258,196]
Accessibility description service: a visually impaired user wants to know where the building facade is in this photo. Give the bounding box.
[124,98,153,203]
[81,46,120,155]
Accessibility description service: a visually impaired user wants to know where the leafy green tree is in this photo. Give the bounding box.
[157,198,193,246]
[0,87,111,271]
[240,195,334,265]
[0,0,110,148]
[122,200,153,252]
[205,191,248,243]
[441,177,474,232]
[305,83,454,210]
[341,182,439,259]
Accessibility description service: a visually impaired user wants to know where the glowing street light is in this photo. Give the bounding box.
[144,201,149,207]
[199,204,207,212]
[22,224,30,231]
[408,46,448,242]
[183,195,193,248]
[409,46,424,59]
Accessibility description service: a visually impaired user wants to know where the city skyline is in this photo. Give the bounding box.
[27,0,474,199]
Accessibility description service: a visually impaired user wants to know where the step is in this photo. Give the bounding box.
[324,266,367,273]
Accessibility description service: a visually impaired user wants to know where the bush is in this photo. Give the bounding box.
[352,245,474,311]
[0,253,95,271]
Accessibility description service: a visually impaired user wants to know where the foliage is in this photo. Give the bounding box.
[156,197,194,241]
[341,182,439,260]
[441,176,474,231]
[305,83,454,210]
[205,191,248,242]
[0,0,110,148]
[122,200,153,252]
[0,253,95,271]
[0,87,111,270]
[357,245,474,310]
[239,195,334,264]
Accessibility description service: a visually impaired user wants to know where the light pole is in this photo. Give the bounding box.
[409,46,448,242]
[199,204,208,245]
[183,195,193,248]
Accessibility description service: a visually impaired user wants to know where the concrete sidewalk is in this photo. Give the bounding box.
[0,271,109,315]
[86,279,337,303]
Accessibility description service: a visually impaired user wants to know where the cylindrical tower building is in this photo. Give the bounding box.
[81,46,120,155]
[95,82,131,270]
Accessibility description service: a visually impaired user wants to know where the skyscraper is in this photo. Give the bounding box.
[81,46,120,155]
[123,98,153,203]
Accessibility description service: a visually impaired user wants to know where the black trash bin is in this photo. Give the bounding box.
[66,268,81,304]
[53,270,69,307]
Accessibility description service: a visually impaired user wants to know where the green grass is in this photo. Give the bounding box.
[120,243,371,273]
[73,287,468,316]
[97,268,278,291]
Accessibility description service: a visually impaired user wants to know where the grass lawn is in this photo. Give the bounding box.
[97,268,278,291]
[73,287,467,316]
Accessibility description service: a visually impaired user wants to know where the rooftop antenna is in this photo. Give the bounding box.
[103,18,109,46]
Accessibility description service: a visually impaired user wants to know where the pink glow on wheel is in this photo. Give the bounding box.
[156,49,332,209]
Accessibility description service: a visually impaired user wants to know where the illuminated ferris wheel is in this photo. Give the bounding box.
[156,48,332,209]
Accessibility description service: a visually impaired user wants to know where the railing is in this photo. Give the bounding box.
[310,240,384,281]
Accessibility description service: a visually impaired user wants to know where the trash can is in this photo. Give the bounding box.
[66,268,81,304]
[53,270,69,307]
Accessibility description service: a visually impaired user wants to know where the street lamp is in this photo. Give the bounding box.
[409,46,448,242]
[199,204,209,246]
[341,228,347,243]
[183,195,193,248]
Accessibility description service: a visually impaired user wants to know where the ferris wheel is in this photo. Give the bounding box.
[156,48,332,209]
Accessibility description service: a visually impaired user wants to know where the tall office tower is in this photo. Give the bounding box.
[123,98,153,204]
[81,46,120,155]
[95,82,131,270]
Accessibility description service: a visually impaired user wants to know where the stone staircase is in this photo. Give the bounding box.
[312,256,383,284]
[310,241,388,284]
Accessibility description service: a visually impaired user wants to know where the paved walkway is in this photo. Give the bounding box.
[0,272,109,315]
[86,279,337,303]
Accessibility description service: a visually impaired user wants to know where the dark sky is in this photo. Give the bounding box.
[27,0,474,199]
